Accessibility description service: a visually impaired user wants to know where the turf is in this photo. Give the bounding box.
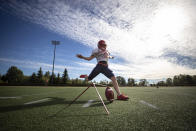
[0,86,195,131]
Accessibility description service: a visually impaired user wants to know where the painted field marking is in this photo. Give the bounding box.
[0,96,21,99]
[24,98,51,105]
[82,100,94,107]
[140,100,158,110]
[1,91,65,100]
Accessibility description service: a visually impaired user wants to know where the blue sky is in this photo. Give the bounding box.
[0,10,93,78]
[0,0,196,83]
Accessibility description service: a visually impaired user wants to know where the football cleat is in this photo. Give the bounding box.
[117,94,129,100]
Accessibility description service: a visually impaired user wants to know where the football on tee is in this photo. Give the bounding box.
[105,87,114,103]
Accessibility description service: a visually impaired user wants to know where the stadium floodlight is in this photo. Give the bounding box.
[51,40,60,84]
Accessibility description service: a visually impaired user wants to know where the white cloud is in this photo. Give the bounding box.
[1,0,196,79]
[75,62,96,68]
[0,57,88,75]
[77,60,196,79]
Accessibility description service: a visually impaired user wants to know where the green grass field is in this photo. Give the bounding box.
[0,86,195,131]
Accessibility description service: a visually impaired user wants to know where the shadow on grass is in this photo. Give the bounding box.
[47,99,111,118]
[51,113,109,118]
[91,101,111,107]
[0,97,111,113]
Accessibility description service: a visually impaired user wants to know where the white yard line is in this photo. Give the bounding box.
[0,96,21,99]
[0,91,64,101]
[24,98,51,105]
[82,100,94,107]
[140,100,158,110]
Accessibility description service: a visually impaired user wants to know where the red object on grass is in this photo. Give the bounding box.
[117,94,129,100]
[80,75,87,78]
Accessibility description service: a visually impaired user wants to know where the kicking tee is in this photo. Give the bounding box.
[91,48,110,62]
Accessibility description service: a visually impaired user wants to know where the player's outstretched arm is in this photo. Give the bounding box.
[76,54,95,61]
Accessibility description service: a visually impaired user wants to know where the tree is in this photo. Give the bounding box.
[30,72,37,83]
[157,81,166,86]
[0,74,3,83]
[56,73,61,84]
[99,80,109,85]
[139,79,148,86]
[193,75,196,85]
[172,74,196,86]
[179,74,186,85]
[23,75,30,84]
[37,67,43,83]
[62,68,69,84]
[166,78,173,86]
[1,75,7,82]
[49,73,56,84]
[6,66,24,84]
[43,71,50,84]
[116,76,126,86]
[127,78,135,86]
[185,75,194,86]
[44,71,50,79]
[173,75,180,86]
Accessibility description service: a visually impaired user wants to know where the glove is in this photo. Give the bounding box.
[77,54,83,59]
[109,56,114,59]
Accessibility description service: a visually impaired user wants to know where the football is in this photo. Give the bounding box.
[105,87,114,103]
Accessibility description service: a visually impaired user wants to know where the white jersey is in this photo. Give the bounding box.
[91,48,110,62]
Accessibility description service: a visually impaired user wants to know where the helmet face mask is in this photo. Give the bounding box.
[98,40,107,50]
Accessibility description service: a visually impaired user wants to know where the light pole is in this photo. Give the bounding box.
[51,40,60,84]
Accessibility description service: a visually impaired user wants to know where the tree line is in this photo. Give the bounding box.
[115,75,196,86]
[0,66,196,86]
[0,66,84,86]
[156,75,196,86]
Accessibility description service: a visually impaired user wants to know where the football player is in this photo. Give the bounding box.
[77,40,129,100]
